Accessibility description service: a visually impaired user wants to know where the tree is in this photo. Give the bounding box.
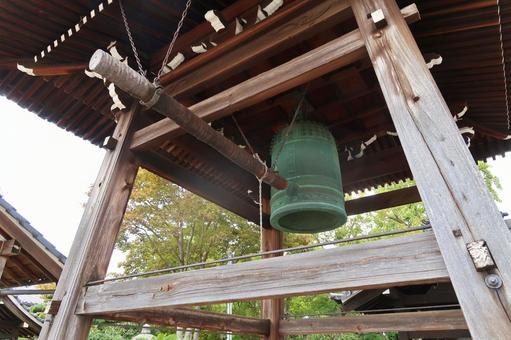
[117,169,261,274]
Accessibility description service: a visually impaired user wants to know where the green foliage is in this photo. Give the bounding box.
[88,321,139,340]
[117,169,260,274]
[155,334,176,340]
[29,303,46,313]
[286,294,338,317]
[478,160,502,202]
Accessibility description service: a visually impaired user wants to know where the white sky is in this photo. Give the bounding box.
[0,96,510,277]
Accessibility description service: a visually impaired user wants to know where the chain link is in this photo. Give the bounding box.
[155,0,193,85]
[119,0,145,76]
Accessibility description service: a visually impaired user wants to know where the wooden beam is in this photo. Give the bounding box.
[39,104,140,339]
[130,4,420,151]
[94,308,270,336]
[406,330,471,339]
[156,0,325,87]
[137,151,262,224]
[0,209,63,280]
[15,62,87,76]
[261,224,283,340]
[279,310,467,335]
[345,186,421,216]
[76,232,448,315]
[341,146,409,191]
[340,289,386,312]
[351,0,511,337]
[162,0,352,96]
[0,238,18,279]
[149,0,261,71]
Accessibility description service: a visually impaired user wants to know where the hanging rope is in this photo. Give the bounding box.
[232,116,256,155]
[155,0,193,85]
[119,0,145,76]
[497,0,511,130]
[271,84,310,170]
[231,115,269,228]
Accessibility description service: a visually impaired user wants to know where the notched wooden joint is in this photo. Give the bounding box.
[369,9,387,29]
[466,240,496,272]
[160,283,174,292]
[102,136,118,150]
[47,300,62,315]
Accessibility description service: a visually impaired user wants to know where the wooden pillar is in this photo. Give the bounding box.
[39,104,140,340]
[261,199,283,340]
[350,0,511,338]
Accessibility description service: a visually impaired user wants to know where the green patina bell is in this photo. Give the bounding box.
[270,121,347,233]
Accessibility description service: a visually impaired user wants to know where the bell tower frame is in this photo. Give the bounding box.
[38,0,511,339]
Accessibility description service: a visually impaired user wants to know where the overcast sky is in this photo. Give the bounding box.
[0,96,510,276]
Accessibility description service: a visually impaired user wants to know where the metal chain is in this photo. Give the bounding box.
[271,84,310,170]
[154,0,193,85]
[119,0,145,76]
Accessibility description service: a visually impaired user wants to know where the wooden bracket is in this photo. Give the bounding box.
[0,239,20,257]
[369,9,387,29]
[47,300,62,315]
[466,240,496,272]
[102,136,118,150]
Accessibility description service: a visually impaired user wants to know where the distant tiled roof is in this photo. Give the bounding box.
[0,195,66,264]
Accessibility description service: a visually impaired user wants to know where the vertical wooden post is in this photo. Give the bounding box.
[261,199,283,340]
[39,104,140,340]
[350,0,511,337]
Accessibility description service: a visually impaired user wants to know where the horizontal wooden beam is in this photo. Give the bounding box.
[14,61,86,76]
[130,4,419,151]
[94,308,270,336]
[345,186,421,216]
[162,0,352,96]
[77,232,448,315]
[138,151,263,224]
[0,206,63,280]
[279,310,467,335]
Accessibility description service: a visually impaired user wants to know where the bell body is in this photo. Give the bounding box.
[270,121,347,233]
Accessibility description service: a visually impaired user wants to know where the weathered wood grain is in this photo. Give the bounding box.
[345,186,421,216]
[350,0,511,337]
[280,310,467,335]
[76,232,448,315]
[163,0,351,97]
[261,225,283,340]
[95,308,270,336]
[130,5,419,151]
[39,104,140,340]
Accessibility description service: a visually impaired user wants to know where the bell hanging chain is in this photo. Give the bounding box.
[119,0,145,76]
[155,0,193,85]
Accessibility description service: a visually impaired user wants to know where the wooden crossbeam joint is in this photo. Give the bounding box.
[466,240,496,272]
[369,9,387,29]
[47,300,62,315]
[102,136,118,150]
[0,239,20,257]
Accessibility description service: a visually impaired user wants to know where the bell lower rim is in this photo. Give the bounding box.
[270,201,347,233]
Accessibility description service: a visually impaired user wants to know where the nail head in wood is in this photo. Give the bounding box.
[370,9,387,29]
[102,136,118,150]
[485,274,503,289]
[466,240,496,272]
